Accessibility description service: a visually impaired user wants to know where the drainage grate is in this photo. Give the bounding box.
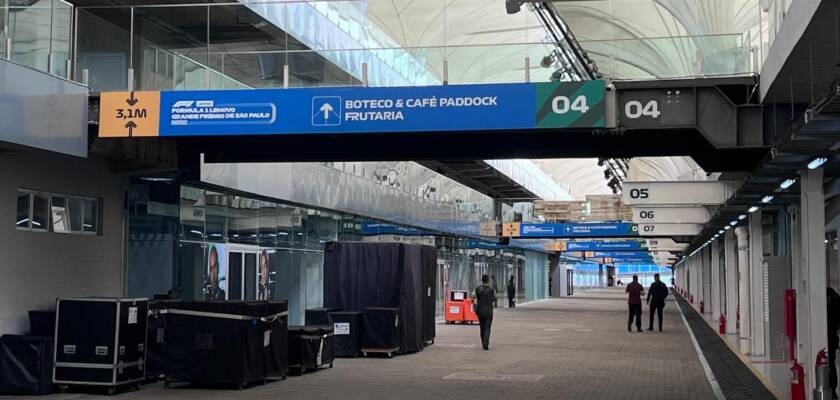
[675,292,778,400]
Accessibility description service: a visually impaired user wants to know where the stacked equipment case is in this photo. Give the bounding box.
[287,325,334,374]
[361,307,400,358]
[53,298,148,395]
[327,311,362,357]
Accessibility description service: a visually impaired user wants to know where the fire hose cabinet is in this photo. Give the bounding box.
[53,298,148,395]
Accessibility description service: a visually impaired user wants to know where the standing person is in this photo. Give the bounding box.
[472,274,495,350]
[491,275,499,308]
[646,273,669,332]
[507,275,516,308]
[625,275,644,332]
[828,287,840,400]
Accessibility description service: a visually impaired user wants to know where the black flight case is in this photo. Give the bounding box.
[53,297,148,395]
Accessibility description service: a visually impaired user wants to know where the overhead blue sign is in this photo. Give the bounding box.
[592,251,650,258]
[106,81,606,138]
[519,222,637,238]
[566,241,647,252]
[361,222,431,236]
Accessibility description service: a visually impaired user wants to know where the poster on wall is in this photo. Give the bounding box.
[257,249,275,300]
[205,244,228,300]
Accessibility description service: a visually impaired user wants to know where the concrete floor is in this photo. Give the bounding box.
[9,288,716,400]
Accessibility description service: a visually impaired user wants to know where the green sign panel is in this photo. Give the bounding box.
[535,80,605,129]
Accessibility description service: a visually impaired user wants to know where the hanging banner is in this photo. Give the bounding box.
[98,81,605,137]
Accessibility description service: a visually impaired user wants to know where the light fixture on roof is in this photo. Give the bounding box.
[718,230,724,234]
[725,226,731,230]
[540,52,555,68]
[808,157,828,170]
[762,195,774,204]
[738,214,747,220]
[748,206,759,213]
[730,220,738,226]
[779,178,797,189]
[505,0,523,14]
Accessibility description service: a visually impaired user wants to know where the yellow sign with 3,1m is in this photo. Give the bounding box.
[99,91,160,137]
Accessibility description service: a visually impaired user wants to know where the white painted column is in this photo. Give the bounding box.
[725,229,739,333]
[749,211,766,356]
[798,168,828,395]
[736,226,751,354]
[711,239,722,322]
[703,246,712,316]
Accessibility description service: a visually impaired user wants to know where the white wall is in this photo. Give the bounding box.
[0,151,125,334]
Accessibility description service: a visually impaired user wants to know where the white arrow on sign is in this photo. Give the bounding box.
[320,103,334,122]
[637,223,702,237]
[621,181,741,205]
[632,206,710,224]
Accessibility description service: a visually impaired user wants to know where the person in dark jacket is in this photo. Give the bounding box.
[626,275,644,332]
[828,287,840,400]
[473,274,496,350]
[507,275,516,308]
[647,273,669,332]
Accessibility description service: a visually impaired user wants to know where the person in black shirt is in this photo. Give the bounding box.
[828,287,840,400]
[507,275,516,308]
[473,275,496,350]
[646,273,669,332]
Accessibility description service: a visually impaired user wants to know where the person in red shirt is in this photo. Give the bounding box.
[625,275,645,332]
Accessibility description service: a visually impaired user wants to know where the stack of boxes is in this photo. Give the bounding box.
[533,200,589,221]
[533,196,632,222]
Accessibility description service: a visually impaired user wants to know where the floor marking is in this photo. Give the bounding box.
[674,297,726,400]
[442,373,543,383]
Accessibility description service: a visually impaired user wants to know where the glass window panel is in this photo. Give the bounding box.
[276,205,293,247]
[16,191,30,229]
[134,6,208,91]
[51,196,69,233]
[68,197,83,232]
[83,198,97,233]
[32,194,48,231]
[74,8,131,91]
[205,191,227,241]
[180,186,205,241]
[259,201,277,246]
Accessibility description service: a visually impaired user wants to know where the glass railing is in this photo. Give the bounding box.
[0,0,72,77]
[578,34,752,80]
[74,2,755,92]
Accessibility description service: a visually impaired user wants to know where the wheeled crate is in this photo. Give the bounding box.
[53,298,148,395]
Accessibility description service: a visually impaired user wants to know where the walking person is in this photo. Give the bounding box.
[625,275,644,332]
[507,275,516,308]
[647,273,669,332]
[472,274,495,350]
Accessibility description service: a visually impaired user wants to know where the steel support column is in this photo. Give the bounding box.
[798,167,828,396]
[749,211,766,356]
[736,226,751,353]
[725,228,739,334]
[711,239,722,323]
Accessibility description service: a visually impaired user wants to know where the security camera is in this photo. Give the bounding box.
[605,83,615,92]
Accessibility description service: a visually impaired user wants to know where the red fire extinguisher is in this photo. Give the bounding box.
[700,300,705,314]
[791,359,806,400]
[719,314,726,334]
[690,294,694,303]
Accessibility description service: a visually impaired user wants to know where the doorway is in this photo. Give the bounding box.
[227,245,259,301]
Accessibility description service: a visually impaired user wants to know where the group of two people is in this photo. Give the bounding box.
[625,273,669,332]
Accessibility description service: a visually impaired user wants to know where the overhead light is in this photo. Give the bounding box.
[738,214,747,220]
[748,206,759,213]
[730,220,738,226]
[762,195,774,204]
[725,226,731,230]
[808,157,828,170]
[780,178,796,189]
[718,230,725,234]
